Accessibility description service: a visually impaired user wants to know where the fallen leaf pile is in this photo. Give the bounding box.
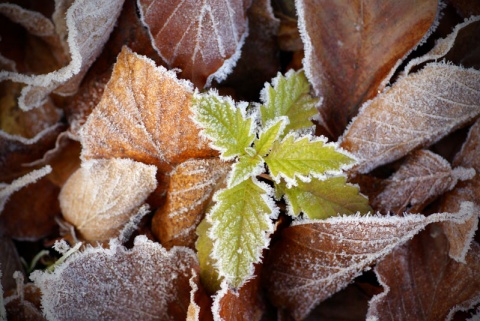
[0,0,479,320]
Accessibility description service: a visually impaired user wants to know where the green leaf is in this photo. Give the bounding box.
[278,176,372,219]
[265,133,355,186]
[229,155,264,187]
[209,178,275,288]
[195,218,222,294]
[254,116,288,157]
[192,92,255,159]
[260,70,319,135]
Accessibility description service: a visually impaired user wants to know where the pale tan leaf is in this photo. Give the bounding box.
[152,158,229,249]
[366,225,480,321]
[0,0,124,110]
[138,0,251,88]
[438,118,480,262]
[296,0,438,137]
[31,235,198,321]
[373,149,474,214]
[80,46,216,172]
[59,158,157,241]
[340,62,480,173]
[263,202,476,321]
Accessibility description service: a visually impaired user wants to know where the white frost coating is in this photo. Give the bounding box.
[404,15,480,75]
[187,270,200,321]
[0,0,124,110]
[0,270,5,321]
[205,27,248,87]
[452,167,476,182]
[30,235,198,321]
[211,280,233,321]
[294,0,316,96]
[53,239,71,255]
[0,3,55,37]
[0,165,52,214]
[118,204,150,243]
[0,123,62,145]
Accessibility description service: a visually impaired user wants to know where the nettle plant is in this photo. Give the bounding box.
[191,70,371,289]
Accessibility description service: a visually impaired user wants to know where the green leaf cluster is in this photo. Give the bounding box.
[191,70,371,289]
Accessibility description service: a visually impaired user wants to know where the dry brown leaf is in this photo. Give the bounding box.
[4,280,45,321]
[187,270,214,321]
[31,236,198,321]
[296,0,438,138]
[263,202,476,321]
[372,149,474,214]
[0,176,60,241]
[80,46,216,172]
[0,0,124,110]
[59,158,157,241]
[137,0,251,88]
[0,235,24,292]
[152,158,230,249]
[366,225,480,321]
[437,118,480,262]
[340,62,480,174]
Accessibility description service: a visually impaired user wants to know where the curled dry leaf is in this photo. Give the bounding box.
[263,202,476,321]
[152,158,230,249]
[0,0,124,110]
[372,149,475,214]
[366,225,480,321]
[80,46,216,172]
[340,62,480,174]
[31,235,198,321]
[59,158,157,241]
[296,0,438,138]
[438,118,480,262]
[137,0,251,88]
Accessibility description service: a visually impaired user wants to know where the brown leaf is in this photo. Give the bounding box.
[80,46,216,172]
[263,202,476,321]
[59,158,157,241]
[340,62,480,174]
[0,235,24,292]
[31,236,198,321]
[4,281,45,321]
[372,149,474,215]
[438,118,480,262]
[366,225,480,321]
[137,0,251,88]
[296,0,438,138]
[152,158,229,249]
[187,270,214,321]
[0,176,60,241]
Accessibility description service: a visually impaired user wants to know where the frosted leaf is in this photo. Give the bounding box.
[366,225,480,321]
[373,150,475,215]
[31,235,198,321]
[229,154,264,187]
[209,177,275,288]
[186,270,213,321]
[59,158,157,241]
[81,47,215,172]
[340,62,480,173]
[0,166,51,214]
[3,282,45,321]
[253,117,287,157]
[137,0,251,88]
[0,4,56,38]
[263,201,476,321]
[296,0,438,137]
[152,158,230,249]
[0,236,24,292]
[437,118,480,262]
[0,0,124,110]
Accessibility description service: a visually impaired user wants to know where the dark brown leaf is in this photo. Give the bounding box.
[4,281,45,321]
[0,235,24,292]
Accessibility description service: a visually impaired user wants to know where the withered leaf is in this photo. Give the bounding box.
[0,235,24,292]
[366,225,480,321]
[372,149,474,214]
[152,158,229,249]
[263,202,476,321]
[31,235,198,321]
[59,158,157,241]
[296,0,438,138]
[438,118,480,262]
[138,0,251,88]
[187,270,213,321]
[80,46,216,172]
[0,0,124,110]
[4,281,45,321]
[340,62,480,174]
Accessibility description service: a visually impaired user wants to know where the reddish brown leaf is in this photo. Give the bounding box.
[152,158,229,249]
[80,46,216,172]
[59,158,157,241]
[4,281,45,321]
[263,202,476,321]
[138,0,251,88]
[296,0,438,137]
[187,270,214,321]
[366,225,480,321]
[31,236,198,321]
[372,150,474,215]
[0,235,24,292]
